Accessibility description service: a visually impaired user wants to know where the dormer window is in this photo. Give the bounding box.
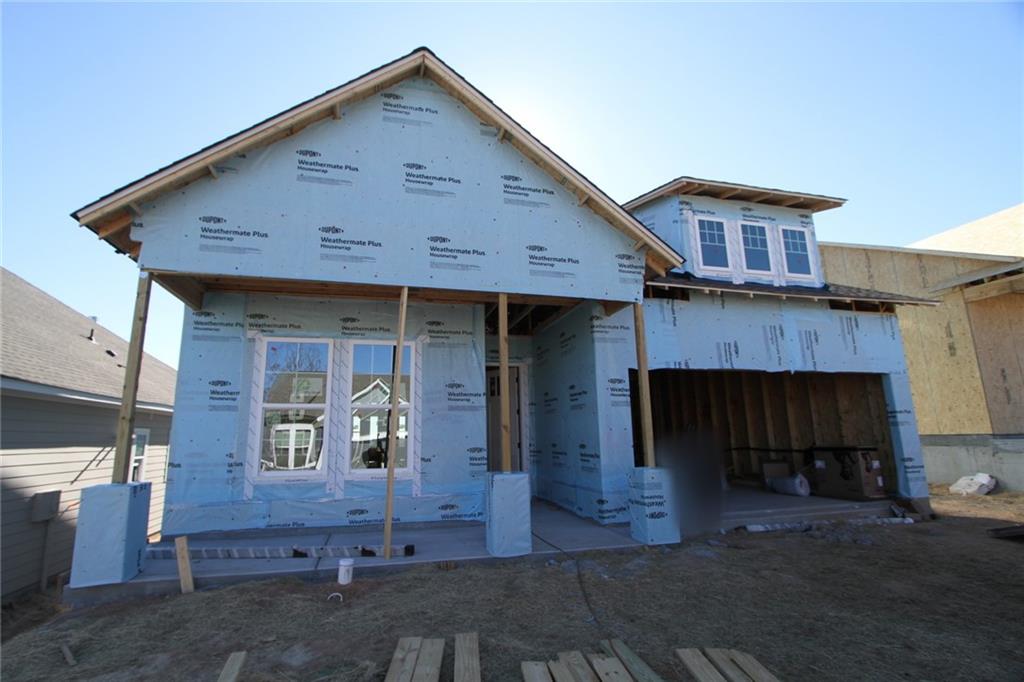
[697,219,729,268]
[781,228,812,275]
[740,224,771,272]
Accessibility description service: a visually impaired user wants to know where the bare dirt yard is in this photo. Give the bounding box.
[3,491,1023,681]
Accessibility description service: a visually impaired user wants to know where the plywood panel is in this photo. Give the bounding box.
[820,245,997,435]
[967,294,1024,434]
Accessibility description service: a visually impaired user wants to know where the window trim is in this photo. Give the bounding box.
[130,427,150,482]
[780,225,816,279]
[739,221,773,276]
[345,340,417,479]
[253,336,333,481]
[693,216,732,273]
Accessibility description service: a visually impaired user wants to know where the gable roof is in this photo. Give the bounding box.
[908,203,1023,258]
[71,47,682,274]
[0,268,177,408]
[625,176,846,213]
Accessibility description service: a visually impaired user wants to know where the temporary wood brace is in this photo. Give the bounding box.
[633,302,656,467]
[175,536,194,594]
[383,286,409,560]
[498,293,512,472]
[112,271,153,484]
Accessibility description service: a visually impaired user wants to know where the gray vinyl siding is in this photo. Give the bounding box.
[0,394,171,599]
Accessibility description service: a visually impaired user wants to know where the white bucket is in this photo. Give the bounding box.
[337,558,354,585]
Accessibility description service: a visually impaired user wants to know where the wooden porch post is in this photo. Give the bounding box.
[112,271,153,484]
[382,286,409,559]
[633,301,656,468]
[498,293,512,473]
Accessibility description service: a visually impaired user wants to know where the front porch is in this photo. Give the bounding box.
[64,492,894,607]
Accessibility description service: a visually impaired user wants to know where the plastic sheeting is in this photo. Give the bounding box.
[627,467,680,545]
[132,76,644,303]
[164,294,489,535]
[70,483,151,587]
[485,472,532,557]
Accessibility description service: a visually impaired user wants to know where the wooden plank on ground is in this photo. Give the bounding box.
[385,637,423,682]
[703,649,751,682]
[454,632,481,682]
[608,639,663,682]
[727,650,780,682]
[585,653,633,681]
[558,651,600,682]
[522,661,554,681]
[674,649,727,682]
[216,651,247,682]
[410,638,445,682]
[548,660,577,682]
[174,536,194,594]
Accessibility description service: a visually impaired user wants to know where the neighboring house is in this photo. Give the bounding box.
[821,207,1024,489]
[67,48,932,557]
[0,268,175,599]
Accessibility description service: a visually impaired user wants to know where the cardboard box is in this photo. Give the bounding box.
[811,449,887,500]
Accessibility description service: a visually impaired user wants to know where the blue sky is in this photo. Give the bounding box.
[3,2,1021,368]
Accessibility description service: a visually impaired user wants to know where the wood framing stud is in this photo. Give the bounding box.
[112,271,152,484]
[633,302,656,468]
[497,128,506,143]
[382,286,409,560]
[332,102,343,120]
[498,293,512,472]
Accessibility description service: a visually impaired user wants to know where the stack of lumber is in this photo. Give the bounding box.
[384,632,480,682]
[521,639,781,681]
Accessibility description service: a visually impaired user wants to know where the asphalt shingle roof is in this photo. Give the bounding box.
[1,268,176,406]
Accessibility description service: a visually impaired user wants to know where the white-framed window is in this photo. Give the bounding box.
[781,227,814,276]
[697,218,730,269]
[256,338,332,477]
[129,428,150,482]
[740,223,772,273]
[348,342,414,476]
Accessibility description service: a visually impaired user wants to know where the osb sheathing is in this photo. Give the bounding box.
[966,294,1024,434]
[820,245,1004,436]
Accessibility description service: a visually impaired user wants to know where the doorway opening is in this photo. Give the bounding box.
[486,365,523,472]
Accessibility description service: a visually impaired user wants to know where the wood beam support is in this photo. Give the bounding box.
[633,302,656,468]
[382,286,409,560]
[498,293,512,472]
[95,213,133,239]
[112,271,153,484]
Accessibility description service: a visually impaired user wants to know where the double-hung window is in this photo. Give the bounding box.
[350,343,413,473]
[697,219,729,268]
[259,339,331,473]
[781,228,813,276]
[740,224,771,272]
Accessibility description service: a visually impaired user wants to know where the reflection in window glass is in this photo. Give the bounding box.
[782,228,812,275]
[741,224,771,272]
[263,341,329,403]
[698,219,729,268]
[259,340,330,473]
[350,344,412,472]
[261,408,325,471]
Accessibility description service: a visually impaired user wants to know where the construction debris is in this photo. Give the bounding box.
[949,473,998,496]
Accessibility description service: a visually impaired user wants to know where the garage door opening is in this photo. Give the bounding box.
[631,369,900,525]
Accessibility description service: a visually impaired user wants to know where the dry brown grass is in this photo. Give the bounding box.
[3,498,1023,681]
